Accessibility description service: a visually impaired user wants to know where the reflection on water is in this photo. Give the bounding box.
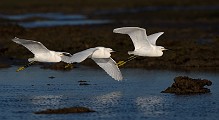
[135,96,165,116]
[0,67,219,120]
[0,13,111,28]
[31,95,62,106]
[93,91,122,106]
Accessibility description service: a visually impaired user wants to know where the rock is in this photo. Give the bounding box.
[34,107,95,114]
[79,83,90,86]
[161,76,212,95]
[0,47,8,55]
[0,57,11,68]
[0,63,10,68]
[78,80,87,83]
[48,76,55,79]
[78,80,91,85]
[41,62,74,71]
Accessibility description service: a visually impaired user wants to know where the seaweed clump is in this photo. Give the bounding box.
[34,107,95,114]
[161,76,212,95]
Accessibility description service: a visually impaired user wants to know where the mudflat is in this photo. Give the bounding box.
[0,0,219,71]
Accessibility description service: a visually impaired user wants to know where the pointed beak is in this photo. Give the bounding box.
[163,48,168,51]
[164,48,174,51]
[161,48,168,51]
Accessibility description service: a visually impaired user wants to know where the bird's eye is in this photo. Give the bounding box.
[63,53,71,56]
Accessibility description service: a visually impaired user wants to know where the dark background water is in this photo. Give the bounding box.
[0,66,218,120]
[0,13,110,28]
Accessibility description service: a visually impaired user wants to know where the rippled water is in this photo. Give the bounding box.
[0,66,219,120]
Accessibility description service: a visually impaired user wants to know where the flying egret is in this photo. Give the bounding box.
[62,47,123,81]
[12,37,71,72]
[113,27,167,66]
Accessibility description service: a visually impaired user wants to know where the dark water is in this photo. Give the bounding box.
[94,5,219,15]
[0,66,219,120]
[0,13,111,28]
[0,13,86,20]
[18,20,111,28]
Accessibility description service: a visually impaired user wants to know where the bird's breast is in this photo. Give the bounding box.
[135,47,163,57]
[35,52,61,62]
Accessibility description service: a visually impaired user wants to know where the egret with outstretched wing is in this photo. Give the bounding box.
[113,27,167,66]
[62,47,123,81]
[12,37,71,72]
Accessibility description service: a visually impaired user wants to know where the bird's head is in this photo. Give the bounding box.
[106,48,115,53]
[58,52,71,57]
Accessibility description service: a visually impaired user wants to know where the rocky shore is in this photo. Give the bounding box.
[0,0,219,71]
[161,76,212,94]
[34,107,95,114]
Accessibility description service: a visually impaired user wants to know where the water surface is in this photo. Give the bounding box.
[0,66,218,120]
[0,13,111,28]
[94,5,219,15]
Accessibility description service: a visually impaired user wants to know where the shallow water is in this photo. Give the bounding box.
[0,13,86,20]
[0,13,111,28]
[94,5,219,15]
[0,66,219,120]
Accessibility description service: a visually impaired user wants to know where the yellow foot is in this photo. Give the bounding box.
[117,61,126,67]
[16,66,25,72]
[64,63,73,69]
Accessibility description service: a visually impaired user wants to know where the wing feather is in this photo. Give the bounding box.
[92,57,123,81]
[147,32,164,45]
[113,27,151,50]
[12,37,50,54]
[62,48,97,63]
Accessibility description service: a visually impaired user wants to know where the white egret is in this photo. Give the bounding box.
[113,27,167,66]
[12,37,71,72]
[62,47,123,81]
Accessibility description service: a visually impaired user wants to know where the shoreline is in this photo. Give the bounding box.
[0,0,218,72]
[0,24,218,72]
[1,58,219,73]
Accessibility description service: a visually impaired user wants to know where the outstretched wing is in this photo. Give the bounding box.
[147,32,164,45]
[60,52,72,62]
[92,57,123,81]
[62,48,97,63]
[12,37,50,54]
[113,27,151,50]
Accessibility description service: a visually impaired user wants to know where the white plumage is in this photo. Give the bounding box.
[12,37,71,62]
[62,47,123,81]
[113,27,166,57]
